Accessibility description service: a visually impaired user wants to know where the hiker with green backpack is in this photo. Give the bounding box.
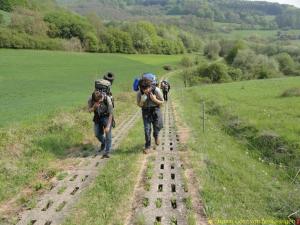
[135,73,164,154]
[88,73,115,158]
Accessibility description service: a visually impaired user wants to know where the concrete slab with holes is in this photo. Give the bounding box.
[131,99,188,225]
[17,112,140,225]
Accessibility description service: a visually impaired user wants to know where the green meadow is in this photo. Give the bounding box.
[193,77,300,145]
[216,28,300,39]
[170,75,300,221]
[0,49,181,127]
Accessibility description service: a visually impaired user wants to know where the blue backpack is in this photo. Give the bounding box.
[133,78,140,91]
[133,73,157,92]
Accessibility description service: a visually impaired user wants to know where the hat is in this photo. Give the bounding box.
[103,72,115,84]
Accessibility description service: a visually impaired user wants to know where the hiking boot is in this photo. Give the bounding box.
[155,137,160,146]
[143,147,150,154]
[101,154,110,159]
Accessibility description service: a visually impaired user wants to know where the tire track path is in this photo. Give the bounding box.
[129,99,188,225]
[17,112,140,225]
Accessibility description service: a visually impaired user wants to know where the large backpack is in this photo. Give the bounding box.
[93,79,115,127]
[95,79,115,107]
[95,79,111,94]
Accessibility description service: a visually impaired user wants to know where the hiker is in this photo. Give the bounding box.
[161,80,170,101]
[137,76,164,154]
[88,79,114,158]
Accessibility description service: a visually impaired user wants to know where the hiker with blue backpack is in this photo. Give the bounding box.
[135,73,164,154]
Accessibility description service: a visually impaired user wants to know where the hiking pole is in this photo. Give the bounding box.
[202,101,205,133]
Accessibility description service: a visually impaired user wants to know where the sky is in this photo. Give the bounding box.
[249,0,300,8]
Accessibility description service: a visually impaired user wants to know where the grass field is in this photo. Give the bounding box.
[221,29,279,38]
[195,77,300,145]
[216,28,300,40]
[170,76,300,221]
[0,49,181,127]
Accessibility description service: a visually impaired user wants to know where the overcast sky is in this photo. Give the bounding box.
[249,0,300,8]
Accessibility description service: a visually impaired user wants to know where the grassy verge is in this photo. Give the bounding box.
[0,92,137,223]
[170,77,300,222]
[63,120,145,225]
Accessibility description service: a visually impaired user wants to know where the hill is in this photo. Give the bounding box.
[56,0,300,31]
[0,0,202,54]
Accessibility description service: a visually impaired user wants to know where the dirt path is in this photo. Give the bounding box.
[16,112,139,225]
[127,99,204,225]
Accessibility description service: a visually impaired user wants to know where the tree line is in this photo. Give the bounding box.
[57,0,300,30]
[0,5,202,54]
[181,38,300,85]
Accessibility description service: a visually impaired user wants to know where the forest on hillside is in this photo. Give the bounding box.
[57,0,300,30]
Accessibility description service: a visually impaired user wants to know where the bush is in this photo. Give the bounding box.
[0,27,63,50]
[274,52,296,75]
[10,7,48,36]
[254,55,281,79]
[44,11,95,42]
[281,87,300,97]
[0,14,4,24]
[219,39,246,64]
[82,32,98,52]
[253,131,292,165]
[181,56,193,67]
[204,40,221,59]
[181,68,194,87]
[201,62,231,83]
[228,67,243,81]
[232,49,257,73]
[163,65,172,71]
[100,28,135,53]
[0,0,13,12]
[61,37,82,52]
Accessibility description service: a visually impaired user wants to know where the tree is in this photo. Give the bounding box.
[228,67,243,81]
[202,62,231,83]
[10,7,48,36]
[225,40,246,64]
[233,49,258,73]
[0,14,4,25]
[44,11,95,41]
[86,13,104,36]
[105,28,135,53]
[275,53,295,75]
[179,32,202,53]
[0,0,12,12]
[204,40,221,60]
[82,32,98,52]
[127,21,157,53]
[247,54,280,79]
[181,56,193,67]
